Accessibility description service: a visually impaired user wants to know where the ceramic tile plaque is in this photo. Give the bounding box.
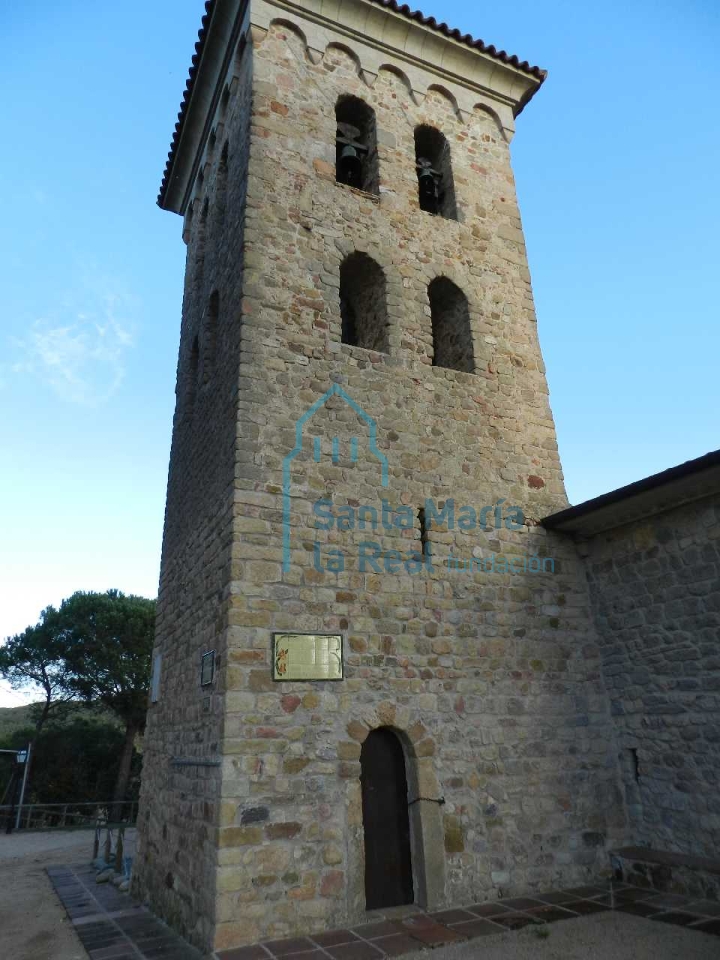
[272,633,343,681]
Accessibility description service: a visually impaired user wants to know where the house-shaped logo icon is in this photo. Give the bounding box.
[282,385,389,571]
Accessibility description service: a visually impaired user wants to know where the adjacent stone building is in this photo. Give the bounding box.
[132,0,717,954]
[544,451,720,865]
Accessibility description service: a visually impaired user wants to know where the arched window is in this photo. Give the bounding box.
[182,198,194,246]
[186,335,199,417]
[340,253,388,353]
[216,142,229,226]
[335,96,379,194]
[428,277,473,372]
[194,197,209,285]
[200,291,219,385]
[414,126,457,220]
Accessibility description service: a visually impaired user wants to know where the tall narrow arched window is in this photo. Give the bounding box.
[414,126,457,220]
[186,334,199,417]
[194,197,209,285]
[216,142,229,227]
[335,96,379,194]
[201,291,219,385]
[339,253,388,353]
[183,199,194,246]
[428,277,474,372]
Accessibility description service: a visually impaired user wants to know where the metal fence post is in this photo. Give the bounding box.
[115,828,124,873]
[15,743,32,831]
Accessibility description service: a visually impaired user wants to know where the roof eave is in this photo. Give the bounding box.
[542,450,720,538]
[160,0,248,213]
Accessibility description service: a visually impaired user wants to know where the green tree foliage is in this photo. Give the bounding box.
[52,590,155,804]
[0,716,141,808]
[0,609,77,732]
[0,590,155,805]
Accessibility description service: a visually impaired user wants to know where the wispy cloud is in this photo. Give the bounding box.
[10,272,138,406]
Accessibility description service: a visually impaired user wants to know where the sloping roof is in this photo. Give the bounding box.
[542,449,720,537]
[369,1,546,77]
[158,0,547,206]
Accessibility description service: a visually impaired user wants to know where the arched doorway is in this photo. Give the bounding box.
[360,728,414,909]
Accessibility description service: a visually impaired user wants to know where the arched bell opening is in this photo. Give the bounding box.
[414,125,457,220]
[335,95,380,194]
[428,276,474,373]
[339,252,389,353]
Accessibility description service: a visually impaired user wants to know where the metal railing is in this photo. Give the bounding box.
[0,800,138,831]
[93,820,133,875]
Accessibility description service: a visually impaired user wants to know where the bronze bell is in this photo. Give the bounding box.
[418,167,438,212]
[339,143,363,187]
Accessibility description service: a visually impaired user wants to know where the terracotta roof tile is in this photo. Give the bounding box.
[158,0,546,206]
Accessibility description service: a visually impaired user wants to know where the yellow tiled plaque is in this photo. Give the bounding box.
[272,633,343,681]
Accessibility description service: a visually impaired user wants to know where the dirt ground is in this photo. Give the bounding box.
[0,829,92,960]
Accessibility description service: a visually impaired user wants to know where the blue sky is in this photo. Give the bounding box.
[1,1,718,705]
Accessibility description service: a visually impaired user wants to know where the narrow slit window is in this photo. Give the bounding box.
[195,197,209,285]
[418,507,429,558]
[335,95,379,194]
[414,125,457,220]
[185,335,199,418]
[339,253,389,353]
[428,277,474,373]
[216,142,229,226]
[201,291,219,385]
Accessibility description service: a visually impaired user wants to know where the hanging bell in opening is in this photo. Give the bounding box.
[418,167,438,213]
[339,143,363,187]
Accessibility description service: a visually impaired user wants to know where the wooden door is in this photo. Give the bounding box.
[360,728,414,909]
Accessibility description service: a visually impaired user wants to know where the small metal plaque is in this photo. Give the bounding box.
[272,633,343,681]
[200,650,215,687]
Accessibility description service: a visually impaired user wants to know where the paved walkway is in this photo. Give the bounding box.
[214,883,720,959]
[48,867,720,960]
[48,863,203,960]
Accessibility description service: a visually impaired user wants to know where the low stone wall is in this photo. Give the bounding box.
[611,846,720,901]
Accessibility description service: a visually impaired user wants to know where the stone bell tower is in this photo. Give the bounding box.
[134,0,625,953]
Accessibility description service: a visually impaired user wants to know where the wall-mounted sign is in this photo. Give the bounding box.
[272,633,343,681]
[150,653,162,703]
[200,650,215,687]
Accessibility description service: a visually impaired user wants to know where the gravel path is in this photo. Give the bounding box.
[0,829,93,960]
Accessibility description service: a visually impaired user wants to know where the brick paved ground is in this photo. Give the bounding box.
[47,864,203,960]
[48,868,720,960]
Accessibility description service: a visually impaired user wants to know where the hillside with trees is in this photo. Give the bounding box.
[0,590,154,812]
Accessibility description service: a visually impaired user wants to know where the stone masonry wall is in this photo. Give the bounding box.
[207,13,626,951]
[583,496,720,860]
[132,36,254,952]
